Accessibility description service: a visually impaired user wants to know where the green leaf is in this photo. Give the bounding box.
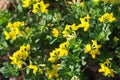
[17,4,23,12]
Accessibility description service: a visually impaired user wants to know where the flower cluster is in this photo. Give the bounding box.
[3,21,24,40]
[48,40,69,63]
[78,14,91,31]
[22,0,32,8]
[99,13,116,23]
[62,14,91,39]
[98,59,114,77]
[84,40,102,59]
[32,0,49,13]
[62,24,79,40]
[9,44,30,68]
[27,64,45,74]
[28,64,38,74]
[22,0,49,13]
[46,64,60,79]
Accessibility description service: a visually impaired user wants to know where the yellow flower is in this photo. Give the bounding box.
[32,3,39,13]
[79,14,91,32]
[114,36,119,43]
[84,44,91,53]
[52,64,60,71]
[62,31,68,38]
[48,57,56,63]
[58,49,68,57]
[9,31,17,40]
[65,25,71,31]
[62,25,72,38]
[7,22,12,28]
[84,14,91,21]
[17,60,23,68]
[48,50,57,63]
[47,64,60,79]
[71,23,79,31]
[99,13,116,22]
[3,31,10,40]
[83,22,90,32]
[28,64,38,74]
[105,59,110,66]
[13,21,24,28]
[40,1,49,13]
[9,56,17,64]
[89,49,100,58]
[47,70,54,79]
[26,44,31,51]
[22,51,28,60]
[59,40,69,49]
[92,40,102,49]
[9,56,23,68]
[9,44,30,68]
[84,40,102,58]
[80,1,85,8]
[52,28,59,37]
[20,45,26,51]
[39,68,43,74]
[93,0,100,3]
[4,21,25,40]
[32,0,49,13]
[80,18,90,31]
[48,41,69,63]
[22,0,31,8]
[98,59,114,77]
[25,27,31,33]
[13,51,19,58]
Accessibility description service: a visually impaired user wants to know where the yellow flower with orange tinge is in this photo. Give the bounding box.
[99,12,116,23]
[98,59,114,77]
[52,28,59,37]
[84,40,102,58]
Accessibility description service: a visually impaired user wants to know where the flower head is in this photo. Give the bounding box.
[22,0,31,8]
[52,28,59,37]
[84,40,101,58]
[98,59,114,77]
[28,64,38,74]
[99,13,116,23]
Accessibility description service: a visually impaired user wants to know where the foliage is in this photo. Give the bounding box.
[0,0,120,80]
